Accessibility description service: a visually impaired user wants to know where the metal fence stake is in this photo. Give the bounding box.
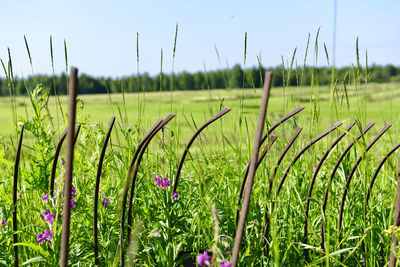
[94,116,116,265]
[231,71,272,267]
[60,67,78,267]
[320,122,375,250]
[303,121,355,261]
[337,124,391,262]
[12,124,24,267]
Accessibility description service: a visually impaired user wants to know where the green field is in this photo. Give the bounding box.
[1,81,400,138]
[1,81,400,266]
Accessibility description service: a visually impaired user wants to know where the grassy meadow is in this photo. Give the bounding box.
[1,81,400,138]
[1,78,400,266]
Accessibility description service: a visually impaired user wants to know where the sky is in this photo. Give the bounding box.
[0,0,399,78]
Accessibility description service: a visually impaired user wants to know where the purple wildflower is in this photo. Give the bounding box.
[220,260,232,267]
[69,186,77,209]
[102,198,110,207]
[46,213,55,225]
[58,186,77,212]
[196,251,210,266]
[42,193,49,202]
[41,210,55,225]
[70,199,77,209]
[313,164,318,169]
[37,233,45,243]
[172,192,179,199]
[37,229,53,243]
[2,220,6,226]
[154,176,170,189]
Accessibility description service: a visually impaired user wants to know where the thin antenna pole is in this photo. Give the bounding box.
[333,0,337,67]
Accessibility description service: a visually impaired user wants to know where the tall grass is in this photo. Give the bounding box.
[170,23,179,113]
[136,32,144,131]
[49,36,64,132]
[238,31,248,165]
[5,48,18,138]
[0,32,398,266]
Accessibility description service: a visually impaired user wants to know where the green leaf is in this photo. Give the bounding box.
[22,256,46,266]
[0,157,13,167]
[13,242,50,258]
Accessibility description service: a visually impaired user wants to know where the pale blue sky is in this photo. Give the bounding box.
[0,0,398,77]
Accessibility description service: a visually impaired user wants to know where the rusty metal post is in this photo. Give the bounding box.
[263,122,342,251]
[320,122,375,250]
[13,124,24,267]
[50,125,81,198]
[362,141,400,266]
[303,121,355,260]
[337,124,391,261]
[268,127,303,198]
[262,127,302,249]
[366,142,400,204]
[235,106,304,226]
[234,135,277,228]
[231,71,272,267]
[126,114,175,244]
[60,67,78,267]
[119,118,163,266]
[172,107,231,195]
[94,116,116,265]
[275,121,343,197]
[389,153,400,266]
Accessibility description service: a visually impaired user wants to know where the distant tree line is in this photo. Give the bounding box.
[0,64,399,96]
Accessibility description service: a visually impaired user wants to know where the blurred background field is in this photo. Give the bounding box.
[0,81,399,141]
